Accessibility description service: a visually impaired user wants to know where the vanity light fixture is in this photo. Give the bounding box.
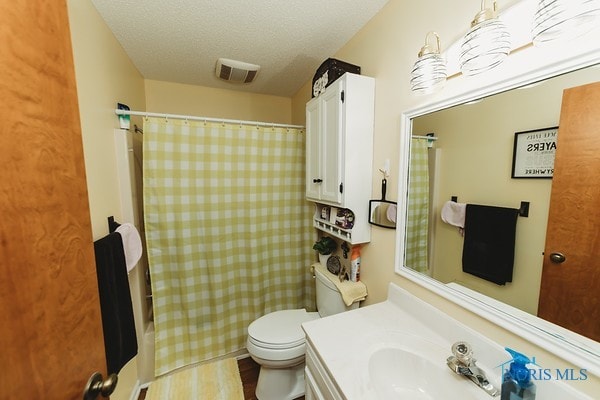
[532,0,600,45]
[410,31,447,94]
[459,0,511,76]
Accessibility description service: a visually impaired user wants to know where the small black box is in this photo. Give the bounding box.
[312,58,361,97]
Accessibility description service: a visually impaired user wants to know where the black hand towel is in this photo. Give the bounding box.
[94,232,138,374]
[462,204,519,285]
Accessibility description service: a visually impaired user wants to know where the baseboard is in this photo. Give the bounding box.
[130,379,152,400]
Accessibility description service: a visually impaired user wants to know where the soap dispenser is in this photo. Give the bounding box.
[501,348,536,400]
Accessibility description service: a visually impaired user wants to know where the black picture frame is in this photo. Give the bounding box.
[511,127,558,179]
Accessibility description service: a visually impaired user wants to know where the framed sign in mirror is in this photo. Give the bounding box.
[511,127,558,178]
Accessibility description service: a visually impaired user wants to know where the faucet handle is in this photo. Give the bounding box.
[451,341,474,365]
[448,342,500,397]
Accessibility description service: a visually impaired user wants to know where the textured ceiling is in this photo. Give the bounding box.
[90,0,390,97]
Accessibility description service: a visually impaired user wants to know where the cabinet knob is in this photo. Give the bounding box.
[313,178,323,183]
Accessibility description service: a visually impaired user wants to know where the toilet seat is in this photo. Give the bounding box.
[248,309,319,348]
[247,309,319,361]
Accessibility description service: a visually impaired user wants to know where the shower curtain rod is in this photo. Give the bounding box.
[411,135,438,140]
[114,109,304,129]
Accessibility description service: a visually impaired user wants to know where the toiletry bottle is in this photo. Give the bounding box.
[350,246,361,282]
[501,348,536,400]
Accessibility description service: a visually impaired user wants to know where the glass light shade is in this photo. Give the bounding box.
[410,32,447,94]
[532,0,600,45]
[459,17,511,76]
[411,54,447,94]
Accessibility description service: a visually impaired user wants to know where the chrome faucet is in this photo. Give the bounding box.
[447,341,500,397]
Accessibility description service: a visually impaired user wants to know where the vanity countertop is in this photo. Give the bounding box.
[302,282,592,400]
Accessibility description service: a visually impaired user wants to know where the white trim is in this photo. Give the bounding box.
[396,29,600,376]
[128,380,143,400]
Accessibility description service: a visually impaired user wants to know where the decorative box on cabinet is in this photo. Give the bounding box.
[305,72,375,244]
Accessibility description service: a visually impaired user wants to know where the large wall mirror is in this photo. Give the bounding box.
[396,46,600,374]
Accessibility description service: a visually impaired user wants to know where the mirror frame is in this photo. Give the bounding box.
[395,44,600,375]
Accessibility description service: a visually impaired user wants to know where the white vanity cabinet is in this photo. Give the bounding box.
[305,340,343,400]
[305,73,375,244]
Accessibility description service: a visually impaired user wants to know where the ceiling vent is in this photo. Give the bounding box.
[216,58,260,84]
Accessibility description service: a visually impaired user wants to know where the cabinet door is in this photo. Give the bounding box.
[319,80,343,204]
[305,367,323,400]
[306,97,321,201]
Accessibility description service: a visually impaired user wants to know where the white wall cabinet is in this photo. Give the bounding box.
[305,73,375,244]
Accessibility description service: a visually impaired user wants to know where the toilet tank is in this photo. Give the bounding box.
[315,267,360,317]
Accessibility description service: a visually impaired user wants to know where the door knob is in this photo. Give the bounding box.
[313,178,323,183]
[549,252,566,264]
[83,372,118,400]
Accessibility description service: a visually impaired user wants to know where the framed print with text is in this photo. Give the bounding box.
[511,127,558,178]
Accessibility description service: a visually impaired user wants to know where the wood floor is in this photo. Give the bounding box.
[238,357,261,400]
[138,357,305,400]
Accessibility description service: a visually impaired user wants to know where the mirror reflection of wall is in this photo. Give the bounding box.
[407,64,600,316]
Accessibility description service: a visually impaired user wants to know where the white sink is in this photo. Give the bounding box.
[302,284,592,400]
[367,334,486,400]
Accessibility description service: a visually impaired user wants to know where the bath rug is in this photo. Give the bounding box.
[146,358,244,400]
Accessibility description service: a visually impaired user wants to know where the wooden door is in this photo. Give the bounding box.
[0,0,108,398]
[537,81,600,342]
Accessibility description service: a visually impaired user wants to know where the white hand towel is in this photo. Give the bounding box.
[115,223,143,273]
[386,203,397,223]
[441,201,467,228]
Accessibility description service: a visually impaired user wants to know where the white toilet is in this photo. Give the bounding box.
[246,267,360,400]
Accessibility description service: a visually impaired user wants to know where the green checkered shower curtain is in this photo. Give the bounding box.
[405,138,430,272]
[143,117,314,376]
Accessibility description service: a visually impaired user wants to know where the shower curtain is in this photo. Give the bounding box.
[143,117,314,376]
[405,138,430,272]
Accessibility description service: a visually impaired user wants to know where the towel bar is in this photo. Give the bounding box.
[108,216,121,232]
[449,197,529,217]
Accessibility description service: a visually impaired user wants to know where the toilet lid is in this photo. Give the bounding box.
[248,309,319,348]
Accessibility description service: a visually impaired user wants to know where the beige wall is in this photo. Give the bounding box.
[291,0,599,396]
[67,1,146,398]
[291,0,483,306]
[145,79,292,123]
[68,0,146,239]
